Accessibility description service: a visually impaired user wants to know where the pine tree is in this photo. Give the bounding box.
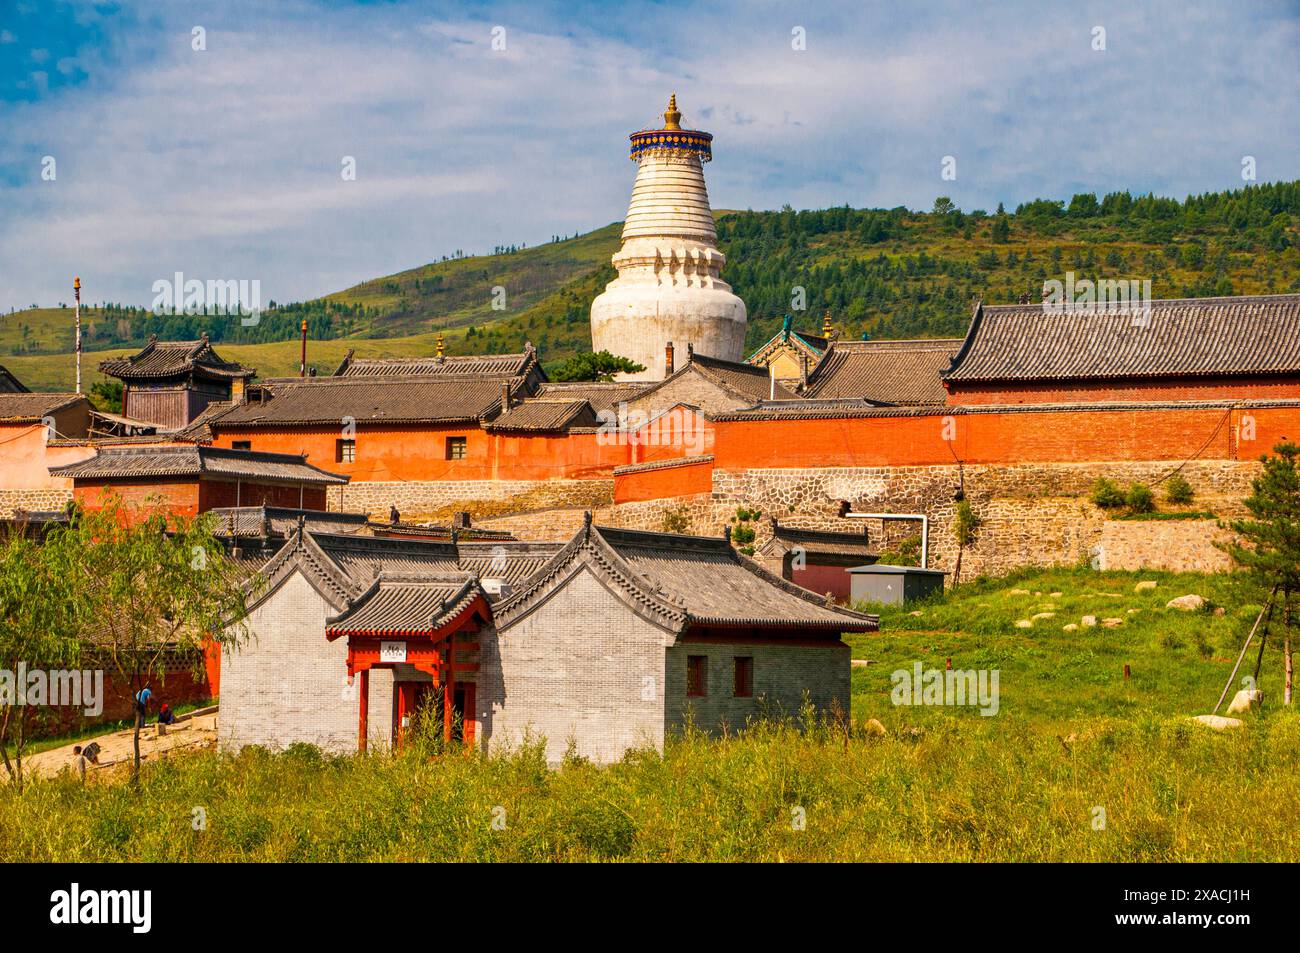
[1225,442,1300,704]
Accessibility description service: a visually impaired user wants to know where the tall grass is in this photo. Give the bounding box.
[2,709,1297,862]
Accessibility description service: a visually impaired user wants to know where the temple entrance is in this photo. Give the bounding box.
[393,680,475,747]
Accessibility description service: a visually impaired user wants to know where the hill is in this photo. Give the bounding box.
[4,181,1298,391]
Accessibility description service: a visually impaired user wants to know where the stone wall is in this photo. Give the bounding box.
[709,460,1257,579]
[1098,519,1235,572]
[0,487,73,518]
[327,478,613,521]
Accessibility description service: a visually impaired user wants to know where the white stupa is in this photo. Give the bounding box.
[590,94,747,381]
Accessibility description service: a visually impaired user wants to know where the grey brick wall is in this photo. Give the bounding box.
[664,640,850,735]
[479,568,671,764]
[219,571,363,753]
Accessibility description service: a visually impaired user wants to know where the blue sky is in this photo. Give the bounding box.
[1,0,1297,312]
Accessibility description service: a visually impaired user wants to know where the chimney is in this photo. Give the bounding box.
[500,380,511,415]
[800,353,809,389]
[231,377,247,404]
[686,342,694,362]
[665,341,675,377]
[453,511,471,529]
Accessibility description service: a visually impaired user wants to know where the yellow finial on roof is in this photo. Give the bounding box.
[663,93,681,130]
[822,310,833,336]
[436,330,445,357]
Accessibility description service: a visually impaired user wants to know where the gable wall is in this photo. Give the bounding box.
[480,565,669,764]
[218,570,393,753]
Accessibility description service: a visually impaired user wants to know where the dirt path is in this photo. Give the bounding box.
[16,710,218,782]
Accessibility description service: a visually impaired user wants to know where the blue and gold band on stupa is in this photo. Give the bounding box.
[629,93,713,162]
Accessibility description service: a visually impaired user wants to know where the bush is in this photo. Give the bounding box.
[953,499,980,546]
[1164,474,1194,505]
[1090,478,1126,509]
[1126,483,1156,514]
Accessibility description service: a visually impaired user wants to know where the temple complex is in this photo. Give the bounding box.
[590,95,747,380]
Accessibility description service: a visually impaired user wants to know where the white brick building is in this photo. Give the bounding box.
[220,516,876,763]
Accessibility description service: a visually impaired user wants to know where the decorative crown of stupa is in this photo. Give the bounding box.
[629,93,712,162]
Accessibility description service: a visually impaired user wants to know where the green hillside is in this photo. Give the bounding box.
[5,181,1298,392]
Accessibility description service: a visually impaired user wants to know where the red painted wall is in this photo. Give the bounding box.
[74,479,326,520]
[198,480,327,510]
[74,480,201,517]
[211,425,629,481]
[792,564,855,603]
[614,457,715,503]
[947,376,1300,405]
[711,405,1300,470]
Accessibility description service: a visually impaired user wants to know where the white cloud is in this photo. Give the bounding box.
[0,0,1297,313]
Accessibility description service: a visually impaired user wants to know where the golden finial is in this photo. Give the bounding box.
[822,310,833,336]
[663,93,681,130]
[436,330,445,357]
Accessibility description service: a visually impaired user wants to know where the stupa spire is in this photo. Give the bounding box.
[663,93,681,130]
[590,95,747,381]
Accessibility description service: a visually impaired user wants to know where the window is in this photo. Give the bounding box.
[231,440,251,451]
[686,655,707,697]
[734,657,753,698]
[446,436,467,460]
[336,438,355,463]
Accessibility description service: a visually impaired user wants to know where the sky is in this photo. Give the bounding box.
[1,0,1297,312]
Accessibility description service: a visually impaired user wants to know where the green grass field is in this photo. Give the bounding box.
[2,566,1295,862]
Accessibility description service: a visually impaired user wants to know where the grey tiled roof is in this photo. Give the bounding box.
[335,350,538,380]
[534,381,650,415]
[495,520,878,634]
[612,454,713,476]
[311,532,461,585]
[805,339,961,404]
[325,573,487,636]
[99,337,254,382]
[456,540,565,585]
[687,353,800,403]
[944,294,1300,383]
[600,526,875,629]
[212,376,505,427]
[0,393,85,422]
[48,445,348,484]
[209,506,371,538]
[758,519,875,559]
[484,399,599,432]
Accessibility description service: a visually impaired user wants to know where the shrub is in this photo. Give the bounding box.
[1126,483,1156,514]
[1164,474,1194,505]
[1090,478,1126,509]
[953,499,980,546]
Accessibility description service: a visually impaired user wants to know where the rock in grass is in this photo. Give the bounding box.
[1166,594,1206,611]
[1081,615,1097,627]
[1015,619,1033,628]
[1049,591,1063,598]
[863,718,887,737]
[1009,588,1031,596]
[1101,617,1124,628]
[1032,611,1056,620]
[1063,623,1079,632]
[1190,714,1244,731]
[1226,689,1263,714]
[1135,581,1158,592]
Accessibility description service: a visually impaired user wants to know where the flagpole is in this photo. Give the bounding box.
[74,275,82,394]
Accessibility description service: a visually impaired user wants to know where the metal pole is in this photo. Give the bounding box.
[74,276,82,394]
